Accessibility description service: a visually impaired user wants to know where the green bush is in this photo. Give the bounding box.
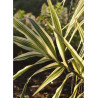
[13,0,84,97]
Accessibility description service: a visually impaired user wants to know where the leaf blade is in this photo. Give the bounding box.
[14,51,43,61]
[33,67,65,96]
[13,57,51,80]
[20,62,58,98]
[53,73,74,98]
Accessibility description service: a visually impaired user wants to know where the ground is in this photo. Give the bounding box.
[14,70,71,98]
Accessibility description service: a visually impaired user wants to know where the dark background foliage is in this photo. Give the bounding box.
[14,0,78,16]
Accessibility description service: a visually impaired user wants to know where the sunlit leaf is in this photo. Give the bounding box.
[33,67,65,96]
[47,0,68,69]
[14,51,43,61]
[53,72,74,98]
[70,79,83,98]
[13,57,51,80]
[20,62,58,98]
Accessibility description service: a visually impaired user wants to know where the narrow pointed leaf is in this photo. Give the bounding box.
[67,20,84,44]
[65,20,84,52]
[70,79,83,98]
[77,92,84,98]
[76,20,84,43]
[65,0,84,38]
[13,57,51,80]
[14,36,35,51]
[14,51,43,61]
[63,38,84,70]
[47,0,68,69]
[79,45,84,57]
[53,73,74,98]
[14,36,46,56]
[20,62,58,98]
[77,40,82,51]
[33,67,65,96]
[71,59,80,74]
[54,29,84,71]
[26,17,58,62]
[13,18,47,55]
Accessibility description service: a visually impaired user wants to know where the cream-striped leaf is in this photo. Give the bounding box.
[47,0,68,69]
[14,51,43,61]
[13,18,47,55]
[13,57,51,80]
[14,36,35,51]
[76,20,84,43]
[70,79,83,98]
[77,92,84,98]
[20,62,58,98]
[65,0,84,38]
[53,73,74,98]
[26,17,58,62]
[33,67,65,96]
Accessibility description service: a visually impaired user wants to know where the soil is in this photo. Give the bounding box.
[13,70,72,98]
[13,56,73,98]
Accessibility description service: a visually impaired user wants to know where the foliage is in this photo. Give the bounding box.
[14,10,26,19]
[40,2,68,24]
[13,0,84,97]
[14,0,59,16]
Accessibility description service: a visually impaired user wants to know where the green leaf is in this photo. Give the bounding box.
[65,0,84,38]
[33,67,65,96]
[43,15,84,78]
[79,45,84,58]
[76,20,84,43]
[63,38,84,71]
[70,79,83,98]
[14,36,35,51]
[65,20,84,52]
[14,51,43,61]
[52,26,84,74]
[71,59,80,74]
[77,40,82,51]
[13,57,51,80]
[13,18,48,55]
[47,0,68,69]
[67,20,84,45]
[53,73,74,98]
[20,62,58,98]
[77,92,84,98]
[26,17,58,62]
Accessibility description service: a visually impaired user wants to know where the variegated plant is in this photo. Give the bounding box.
[13,0,84,98]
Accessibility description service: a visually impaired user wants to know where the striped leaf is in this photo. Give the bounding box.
[65,20,84,52]
[53,73,74,98]
[13,57,51,80]
[14,36,48,58]
[14,51,43,61]
[20,62,58,98]
[63,38,84,72]
[51,28,84,75]
[65,0,84,38]
[14,36,35,51]
[47,0,68,69]
[77,92,84,98]
[67,20,84,45]
[77,40,82,51]
[71,59,80,74]
[26,17,58,62]
[76,20,84,43]
[70,79,83,98]
[33,67,65,96]
[79,45,84,57]
[13,18,48,55]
